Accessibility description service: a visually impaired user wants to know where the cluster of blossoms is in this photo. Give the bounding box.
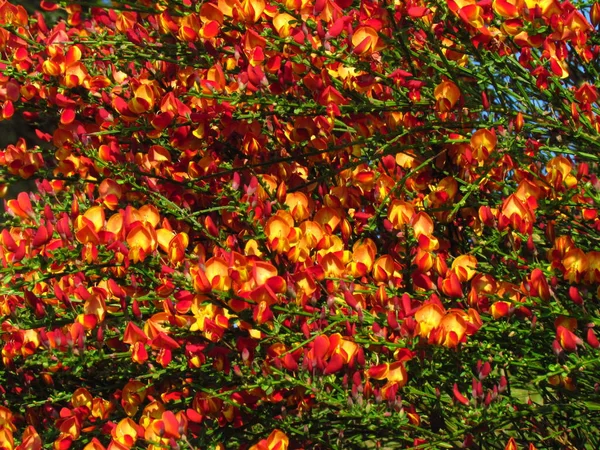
[0,0,599,447]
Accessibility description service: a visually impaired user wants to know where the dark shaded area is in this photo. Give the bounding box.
[0,115,39,202]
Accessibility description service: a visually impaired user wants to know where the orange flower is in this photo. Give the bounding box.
[352,26,383,56]
[515,179,544,205]
[346,238,376,277]
[71,388,93,409]
[240,0,265,23]
[321,252,345,278]
[273,13,296,37]
[330,334,359,364]
[499,194,535,233]
[545,155,577,189]
[470,128,496,163]
[413,248,434,273]
[524,0,561,17]
[411,211,434,238]
[388,200,415,229]
[372,255,402,284]
[441,271,463,298]
[285,192,311,222]
[178,13,202,42]
[585,251,600,283]
[415,303,480,347]
[204,257,232,291]
[562,248,588,283]
[528,268,551,301]
[458,4,484,27]
[367,361,408,387]
[556,325,582,352]
[414,303,444,339]
[265,215,292,253]
[129,84,155,114]
[250,429,289,450]
[490,301,512,319]
[126,222,158,263]
[0,1,28,26]
[314,207,342,233]
[492,0,524,18]
[436,311,468,347]
[451,255,478,282]
[0,406,16,433]
[121,381,147,417]
[434,80,461,112]
[83,293,107,323]
[111,418,141,448]
[428,176,458,208]
[20,426,42,450]
[143,411,184,448]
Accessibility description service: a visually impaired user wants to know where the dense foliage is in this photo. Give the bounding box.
[1,0,600,448]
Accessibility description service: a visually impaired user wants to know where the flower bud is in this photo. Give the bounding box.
[592,2,600,27]
[515,111,524,132]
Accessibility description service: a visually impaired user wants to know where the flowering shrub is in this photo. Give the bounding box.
[1,0,600,448]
